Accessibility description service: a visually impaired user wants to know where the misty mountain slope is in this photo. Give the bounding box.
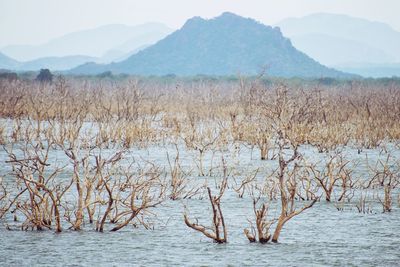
[20,55,97,71]
[2,23,173,61]
[113,30,171,52]
[288,33,392,66]
[71,12,350,78]
[277,13,400,65]
[0,52,100,71]
[0,52,21,70]
[99,44,150,63]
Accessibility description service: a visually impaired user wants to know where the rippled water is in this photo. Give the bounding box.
[1,201,399,266]
[0,143,399,266]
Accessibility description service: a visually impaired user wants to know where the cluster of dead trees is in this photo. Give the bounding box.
[0,77,399,243]
[1,134,167,232]
[1,77,399,151]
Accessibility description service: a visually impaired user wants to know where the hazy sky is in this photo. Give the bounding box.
[1,0,400,47]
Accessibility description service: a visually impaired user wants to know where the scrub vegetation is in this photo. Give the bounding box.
[0,76,399,244]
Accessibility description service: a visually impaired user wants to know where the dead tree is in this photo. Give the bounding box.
[0,176,8,219]
[310,152,350,202]
[244,185,276,243]
[4,139,70,232]
[271,142,317,243]
[167,145,189,200]
[366,150,400,212]
[262,86,319,243]
[233,168,259,198]
[184,158,228,243]
[109,163,165,232]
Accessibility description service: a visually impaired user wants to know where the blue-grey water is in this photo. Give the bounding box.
[0,141,399,266]
[1,202,399,266]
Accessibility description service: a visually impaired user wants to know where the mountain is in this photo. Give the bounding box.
[277,13,400,66]
[19,55,97,71]
[99,44,150,63]
[284,33,392,66]
[0,52,100,71]
[0,22,165,71]
[2,23,173,61]
[0,52,20,70]
[70,12,350,78]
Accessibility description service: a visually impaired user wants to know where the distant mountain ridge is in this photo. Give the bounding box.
[277,13,400,66]
[70,12,351,78]
[0,52,99,71]
[2,23,173,61]
[0,22,172,71]
[2,13,399,77]
[0,52,20,70]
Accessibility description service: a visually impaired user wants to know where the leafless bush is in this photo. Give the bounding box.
[167,145,201,200]
[184,158,228,243]
[244,185,276,243]
[0,77,399,244]
[365,150,400,212]
[309,151,351,202]
[4,138,69,232]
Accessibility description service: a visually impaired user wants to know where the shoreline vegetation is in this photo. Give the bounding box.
[0,75,399,244]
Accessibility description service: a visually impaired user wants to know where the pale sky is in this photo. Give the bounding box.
[1,0,400,47]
